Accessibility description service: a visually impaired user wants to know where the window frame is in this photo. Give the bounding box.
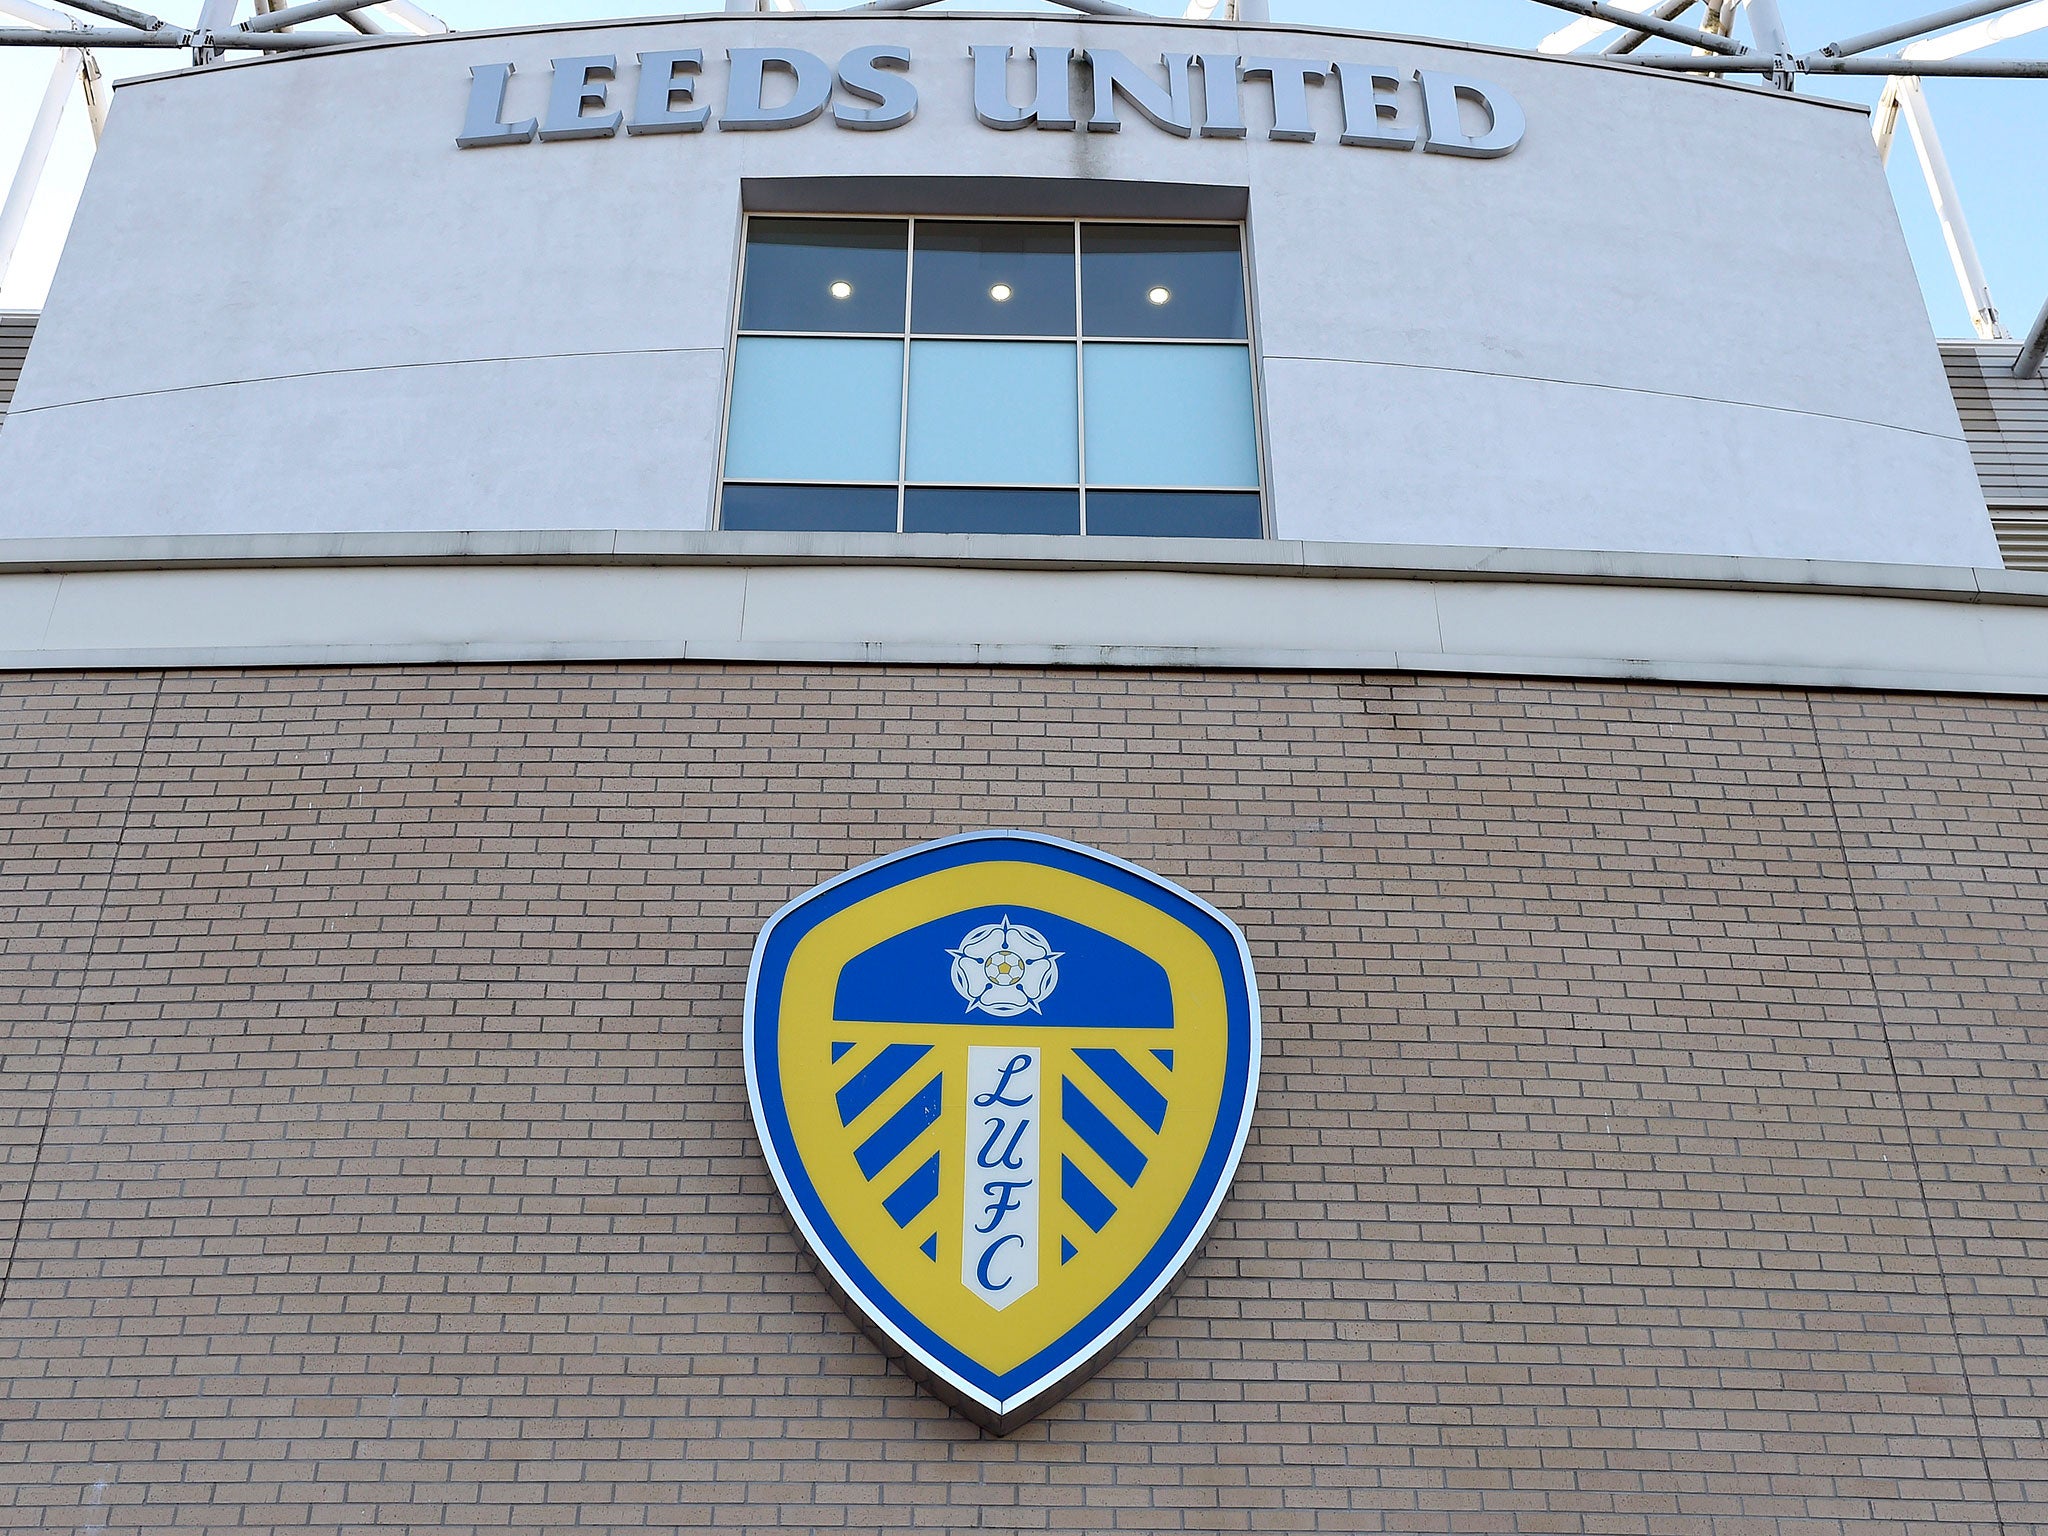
[713,212,1271,539]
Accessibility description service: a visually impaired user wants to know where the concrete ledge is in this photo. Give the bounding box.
[1,532,2045,696]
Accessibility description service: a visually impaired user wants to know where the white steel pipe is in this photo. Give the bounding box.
[1898,77,2008,338]
[0,45,74,292]
[2015,297,2048,379]
[1821,0,2031,57]
[1741,0,1790,55]
[0,0,72,27]
[60,0,166,29]
[1540,0,1663,54]
[373,0,443,29]
[1632,52,2048,73]
[1527,0,1751,55]
[1903,0,2048,57]
[237,0,380,31]
[0,23,182,40]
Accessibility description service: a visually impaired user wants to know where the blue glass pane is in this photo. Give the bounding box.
[721,485,899,533]
[740,218,907,334]
[1086,491,1262,539]
[1082,344,1258,489]
[724,337,904,483]
[1082,225,1246,340]
[904,489,1080,535]
[912,221,1076,338]
[906,341,1078,486]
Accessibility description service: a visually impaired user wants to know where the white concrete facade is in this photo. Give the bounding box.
[1,533,2043,697]
[0,12,2003,569]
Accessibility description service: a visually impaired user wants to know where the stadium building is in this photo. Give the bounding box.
[1,0,2047,1530]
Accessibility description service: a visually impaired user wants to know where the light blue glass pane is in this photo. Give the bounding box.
[906,341,1079,486]
[1082,344,1259,489]
[724,337,903,483]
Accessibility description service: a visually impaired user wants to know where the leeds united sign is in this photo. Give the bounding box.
[744,831,1261,1432]
[458,45,1526,158]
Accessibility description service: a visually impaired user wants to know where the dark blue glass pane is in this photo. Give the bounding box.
[903,488,1081,535]
[740,218,908,334]
[1082,225,1247,340]
[1085,491,1262,539]
[722,484,899,533]
[911,221,1076,338]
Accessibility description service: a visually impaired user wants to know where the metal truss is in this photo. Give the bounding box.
[1,0,2042,375]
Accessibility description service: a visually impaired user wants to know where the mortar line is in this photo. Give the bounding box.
[1802,687,2010,1536]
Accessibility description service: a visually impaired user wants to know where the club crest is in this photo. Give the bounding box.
[744,831,1262,1432]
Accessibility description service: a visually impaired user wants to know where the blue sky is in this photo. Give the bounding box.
[1,0,2042,337]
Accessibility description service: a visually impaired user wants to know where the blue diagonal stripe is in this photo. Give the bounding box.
[1062,1077,1147,1188]
[1075,1048,1168,1134]
[882,1153,941,1228]
[855,1072,944,1180]
[836,1043,931,1127]
[1062,1155,1117,1233]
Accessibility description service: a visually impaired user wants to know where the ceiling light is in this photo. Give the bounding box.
[829,281,853,300]
[1147,286,1172,306]
[989,283,1014,303]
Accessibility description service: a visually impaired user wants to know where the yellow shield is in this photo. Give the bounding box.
[746,831,1261,1431]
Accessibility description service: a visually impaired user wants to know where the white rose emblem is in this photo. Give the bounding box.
[949,917,1062,1017]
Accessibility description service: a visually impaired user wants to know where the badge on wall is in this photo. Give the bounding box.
[745,831,1262,1433]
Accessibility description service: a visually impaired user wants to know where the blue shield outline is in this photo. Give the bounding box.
[744,830,1263,1432]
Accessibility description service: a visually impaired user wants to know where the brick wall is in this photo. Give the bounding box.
[0,665,2041,1535]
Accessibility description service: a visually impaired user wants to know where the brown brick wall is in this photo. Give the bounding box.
[0,664,2041,1535]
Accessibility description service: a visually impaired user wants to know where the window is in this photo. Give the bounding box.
[718,216,1264,539]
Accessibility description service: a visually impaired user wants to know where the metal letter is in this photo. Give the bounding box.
[1334,62,1416,149]
[1417,71,1525,159]
[1196,53,1245,138]
[721,47,833,131]
[1086,49,1194,138]
[1030,45,1079,132]
[835,43,916,130]
[972,42,1030,128]
[538,54,622,142]
[455,61,536,148]
[628,48,708,135]
[1240,56,1332,142]
[973,44,1079,132]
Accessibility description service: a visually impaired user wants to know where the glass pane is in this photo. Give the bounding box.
[739,218,908,334]
[904,489,1081,536]
[1083,343,1258,489]
[911,221,1076,337]
[1082,225,1246,340]
[906,341,1078,486]
[722,484,900,534]
[724,337,904,483]
[1086,491,1262,539]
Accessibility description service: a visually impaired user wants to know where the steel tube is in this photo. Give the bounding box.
[1898,76,2008,338]
[210,26,362,46]
[56,0,165,29]
[0,46,73,290]
[1604,0,1697,56]
[0,0,75,28]
[1740,0,1791,55]
[1525,0,1752,55]
[374,0,447,30]
[0,23,180,41]
[237,0,381,32]
[2016,298,2048,380]
[1820,0,2031,57]
[1629,51,2048,73]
